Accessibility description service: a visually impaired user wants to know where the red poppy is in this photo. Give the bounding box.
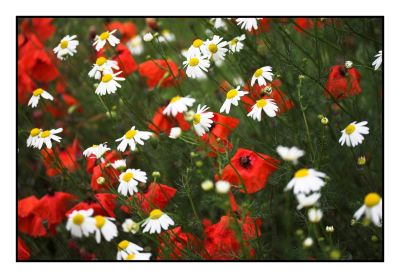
[220,148,279,194]
[107,21,137,43]
[157,227,201,260]
[91,163,120,192]
[18,196,47,237]
[113,44,137,76]
[324,65,362,99]
[20,18,55,42]
[138,59,183,89]
[18,237,30,260]
[86,149,119,174]
[293,18,324,32]
[66,193,117,218]
[137,182,177,214]
[251,18,272,34]
[148,106,191,135]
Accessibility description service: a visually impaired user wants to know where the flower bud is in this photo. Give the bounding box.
[215,180,231,194]
[143,33,154,42]
[201,180,214,191]
[345,60,353,69]
[321,117,329,125]
[303,237,314,248]
[357,156,366,166]
[152,171,161,178]
[96,176,105,185]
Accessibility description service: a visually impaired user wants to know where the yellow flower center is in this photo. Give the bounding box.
[256,99,267,108]
[193,113,201,125]
[192,39,203,48]
[254,68,263,78]
[364,193,381,207]
[33,88,43,96]
[99,31,110,40]
[230,38,238,45]
[30,128,41,137]
[72,213,84,225]
[188,57,199,67]
[96,57,107,66]
[92,144,99,148]
[95,215,106,229]
[170,96,181,103]
[60,40,69,49]
[40,130,51,138]
[118,240,130,250]
[102,74,113,83]
[122,172,134,182]
[208,43,218,54]
[125,129,138,139]
[226,89,238,99]
[125,253,136,260]
[295,168,309,178]
[149,209,163,220]
[345,124,356,135]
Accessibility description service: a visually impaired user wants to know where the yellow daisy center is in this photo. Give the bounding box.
[122,172,134,182]
[192,39,203,48]
[364,193,381,207]
[295,168,309,178]
[149,209,163,220]
[92,144,99,148]
[95,215,106,229]
[118,240,130,250]
[30,128,41,137]
[96,57,107,66]
[226,89,238,99]
[125,129,137,139]
[125,253,136,260]
[345,124,356,135]
[193,113,201,125]
[230,38,238,45]
[256,99,268,108]
[188,57,199,67]
[208,43,218,54]
[60,40,69,49]
[40,130,51,138]
[99,31,110,40]
[102,74,113,83]
[72,213,84,225]
[254,68,263,78]
[33,88,43,96]
[170,96,181,103]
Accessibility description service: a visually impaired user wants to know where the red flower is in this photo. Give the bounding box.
[325,65,362,99]
[137,182,177,214]
[18,237,30,260]
[91,163,120,192]
[157,227,201,260]
[66,193,117,218]
[86,149,119,174]
[107,21,137,43]
[113,44,137,76]
[220,148,279,194]
[20,18,56,42]
[18,196,47,237]
[148,106,190,135]
[251,18,272,34]
[138,59,183,89]
[293,18,324,32]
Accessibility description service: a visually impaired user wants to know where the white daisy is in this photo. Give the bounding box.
[308,208,323,223]
[251,66,274,86]
[122,219,139,234]
[163,95,196,117]
[338,121,369,147]
[247,98,279,121]
[121,252,152,261]
[236,18,261,31]
[127,35,143,55]
[183,54,210,79]
[169,127,182,139]
[296,192,321,210]
[93,215,118,243]
[193,104,214,136]
[95,70,125,95]
[36,128,63,149]
[111,159,127,170]
[353,192,382,227]
[372,50,382,71]
[210,18,227,29]
[143,33,153,42]
[66,209,96,238]
[115,126,152,152]
[141,209,174,234]
[220,86,248,114]
[285,168,327,195]
[187,38,207,56]
[83,143,110,159]
[93,29,120,52]
[229,34,246,53]
[26,128,41,148]
[88,57,119,80]
[276,146,305,165]
[116,240,145,260]
[28,88,53,108]
[215,180,231,194]
[158,29,176,43]
[203,35,228,61]
[118,168,147,196]
[53,35,79,60]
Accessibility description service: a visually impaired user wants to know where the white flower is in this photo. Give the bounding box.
[111,159,126,170]
[93,29,120,52]
[203,35,228,61]
[53,35,79,60]
[93,216,118,243]
[308,208,323,223]
[276,146,305,165]
[353,192,382,227]
[201,180,214,191]
[127,35,143,55]
[95,70,125,95]
[122,219,139,234]
[296,192,321,210]
[187,38,207,56]
[121,252,152,261]
[247,98,279,121]
[163,96,196,117]
[28,88,54,108]
[118,168,147,196]
[27,128,42,148]
[116,240,146,260]
[66,209,96,238]
[115,126,152,152]
[372,50,382,70]
[83,143,110,159]
[169,127,182,139]
[285,168,327,195]
[303,237,314,248]
[236,18,261,31]
[193,104,214,136]
[251,66,273,86]
[229,34,246,53]
[220,86,248,114]
[326,226,334,233]
[158,29,176,43]
[338,121,369,147]
[184,110,195,121]
[143,32,154,42]
[183,54,210,79]
[88,57,119,80]
[210,18,227,29]
[216,180,231,194]
[142,209,174,234]
[35,128,63,149]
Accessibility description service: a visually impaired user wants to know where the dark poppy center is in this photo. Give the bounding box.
[239,155,252,169]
